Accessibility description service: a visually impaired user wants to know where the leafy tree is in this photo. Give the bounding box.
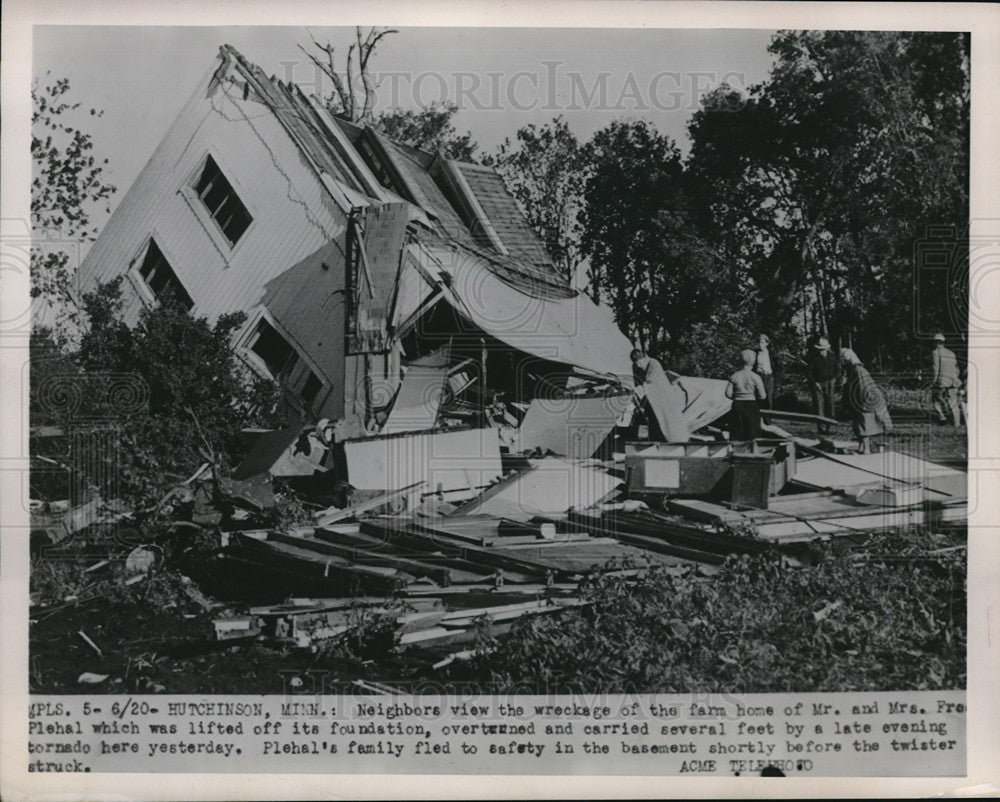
[687,32,969,369]
[579,119,730,358]
[31,75,116,314]
[489,117,588,280]
[375,101,477,161]
[35,279,283,507]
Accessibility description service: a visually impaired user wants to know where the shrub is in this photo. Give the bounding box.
[472,543,965,693]
[31,279,283,509]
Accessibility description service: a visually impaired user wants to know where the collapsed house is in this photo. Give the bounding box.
[77,44,730,498]
[70,46,966,661]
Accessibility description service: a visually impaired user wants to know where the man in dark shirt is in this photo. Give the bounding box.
[807,337,838,434]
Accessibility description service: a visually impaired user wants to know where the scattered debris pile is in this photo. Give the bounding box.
[197,415,968,664]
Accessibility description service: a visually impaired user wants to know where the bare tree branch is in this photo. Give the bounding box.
[301,27,397,123]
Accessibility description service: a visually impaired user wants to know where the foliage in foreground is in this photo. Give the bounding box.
[471,538,965,694]
[31,279,282,509]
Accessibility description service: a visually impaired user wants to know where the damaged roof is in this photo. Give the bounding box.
[450,161,554,270]
[221,45,368,204]
[220,44,567,294]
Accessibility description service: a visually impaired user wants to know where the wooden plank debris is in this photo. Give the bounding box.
[792,448,965,499]
[314,481,425,526]
[452,458,622,521]
[77,630,103,657]
[313,525,500,579]
[228,533,411,594]
[762,409,839,426]
[249,597,442,617]
[364,519,595,580]
[268,529,460,586]
[552,513,728,566]
[667,492,966,543]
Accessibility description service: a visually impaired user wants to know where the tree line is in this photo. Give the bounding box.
[34,29,969,385]
[304,28,969,380]
[488,31,968,381]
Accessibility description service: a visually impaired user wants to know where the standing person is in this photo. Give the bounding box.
[754,334,775,410]
[630,349,688,442]
[807,337,838,435]
[840,348,893,454]
[930,333,962,429]
[726,349,767,441]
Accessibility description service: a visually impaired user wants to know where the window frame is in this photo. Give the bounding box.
[181,151,257,254]
[240,310,328,412]
[127,235,195,312]
[245,315,298,380]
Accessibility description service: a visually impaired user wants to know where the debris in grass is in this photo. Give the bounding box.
[125,546,158,575]
[813,600,843,622]
[77,630,103,657]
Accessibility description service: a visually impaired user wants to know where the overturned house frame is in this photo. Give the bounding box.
[78,44,731,495]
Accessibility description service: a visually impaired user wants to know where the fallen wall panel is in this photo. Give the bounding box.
[343,427,502,502]
[516,395,631,458]
[455,458,622,521]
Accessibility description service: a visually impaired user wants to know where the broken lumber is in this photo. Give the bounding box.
[364,519,593,580]
[314,481,425,526]
[268,529,458,586]
[313,526,508,579]
[497,519,557,540]
[228,533,411,593]
[763,409,838,426]
[599,509,773,555]
[249,597,441,617]
[435,598,584,629]
[550,513,727,565]
[77,630,103,657]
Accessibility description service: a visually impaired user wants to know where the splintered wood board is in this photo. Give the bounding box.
[454,459,622,521]
[667,493,967,543]
[671,493,917,525]
[415,515,502,545]
[343,427,502,502]
[490,542,655,573]
[755,502,967,542]
[793,452,966,499]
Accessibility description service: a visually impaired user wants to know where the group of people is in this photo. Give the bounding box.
[630,331,964,455]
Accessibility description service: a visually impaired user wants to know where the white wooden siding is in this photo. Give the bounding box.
[78,56,350,338]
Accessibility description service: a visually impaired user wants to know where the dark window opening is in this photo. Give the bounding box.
[193,155,253,245]
[138,240,194,311]
[300,372,322,405]
[249,319,297,378]
[357,138,402,195]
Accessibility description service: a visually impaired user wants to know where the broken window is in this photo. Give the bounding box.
[137,239,194,311]
[300,371,322,406]
[192,155,253,245]
[356,137,399,194]
[248,318,297,378]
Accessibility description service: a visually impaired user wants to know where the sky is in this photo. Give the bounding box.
[33,26,777,201]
